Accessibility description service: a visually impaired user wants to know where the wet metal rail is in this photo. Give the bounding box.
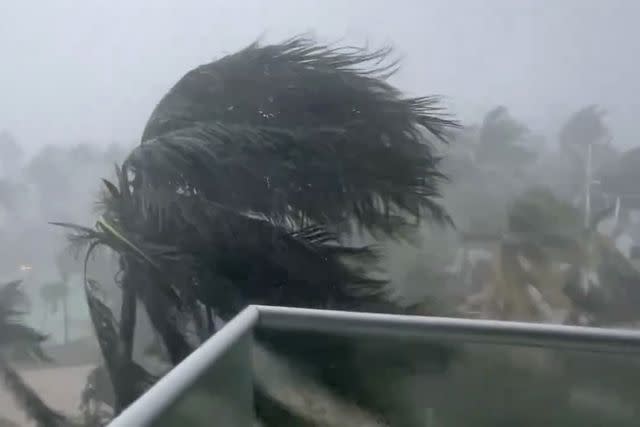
[109,305,640,426]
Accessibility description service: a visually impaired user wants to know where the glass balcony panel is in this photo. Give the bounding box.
[254,318,640,426]
[109,307,640,426]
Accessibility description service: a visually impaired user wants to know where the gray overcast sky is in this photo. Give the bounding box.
[1,0,639,152]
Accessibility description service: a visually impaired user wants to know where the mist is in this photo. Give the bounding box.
[2,1,640,150]
[2,2,640,425]
[1,0,639,349]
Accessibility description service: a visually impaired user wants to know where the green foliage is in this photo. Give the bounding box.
[507,187,585,259]
[56,35,458,424]
[508,188,581,234]
[475,106,537,170]
[559,105,609,150]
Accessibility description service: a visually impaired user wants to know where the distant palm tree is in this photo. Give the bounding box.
[0,280,69,427]
[57,35,458,423]
[559,106,611,155]
[441,107,540,240]
[0,131,24,177]
[475,106,536,171]
[559,105,617,208]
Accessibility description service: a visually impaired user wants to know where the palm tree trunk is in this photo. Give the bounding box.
[116,277,137,413]
[0,357,68,427]
[206,307,215,334]
[62,295,68,345]
[40,309,48,332]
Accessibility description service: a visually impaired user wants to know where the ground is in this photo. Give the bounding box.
[0,337,101,426]
[0,364,95,426]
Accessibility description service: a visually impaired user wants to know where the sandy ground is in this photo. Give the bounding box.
[0,363,95,426]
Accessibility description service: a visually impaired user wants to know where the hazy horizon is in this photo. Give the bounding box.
[2,0,640,153]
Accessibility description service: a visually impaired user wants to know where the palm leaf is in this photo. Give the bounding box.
[559,105,609,149]
[83,279,157,412]
[0,281,69,426]
[0,358,68,427]
[59,35,458,423]
[133,36,457,233]
[0,281,48,357]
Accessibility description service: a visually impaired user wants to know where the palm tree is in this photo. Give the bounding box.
[559,106,611,155]
[0,280,69,427]
[441,106,542,238]
[0,131,24,177]
[558,106,617,208]
[474,106,537,171]
[56,36,458,423]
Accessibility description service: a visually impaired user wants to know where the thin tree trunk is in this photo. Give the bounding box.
[115,274,137,412]
[191,304,208,343]
[62,296,68,345]
[206,307,214,334]
[40,308,48,332]
[0,357,68,427]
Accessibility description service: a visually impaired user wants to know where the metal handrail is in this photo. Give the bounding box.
[108,305,640,426]
[256,305,640,353]
[108,306,259,427]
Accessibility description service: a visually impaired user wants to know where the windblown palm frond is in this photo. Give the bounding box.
[0,281,69,427]
[559,105,609,150]
[76,35,459,321]
[83,279,157,412]
[475,106,536,169]
[132,36,457,233]
[0,281,48,360]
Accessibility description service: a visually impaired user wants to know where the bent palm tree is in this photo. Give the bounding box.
[0,280,69,427]
[58,36,458,424]
[558,105,616,208]
[475,106,536,171]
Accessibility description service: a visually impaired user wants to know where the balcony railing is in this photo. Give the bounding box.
[108,306,640,427]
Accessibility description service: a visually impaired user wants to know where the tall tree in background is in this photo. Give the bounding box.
[559,106,611,155]
[0,131,24,178]
[442,107,539,236]
[58,36,458,424]
[475,106,536,171]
